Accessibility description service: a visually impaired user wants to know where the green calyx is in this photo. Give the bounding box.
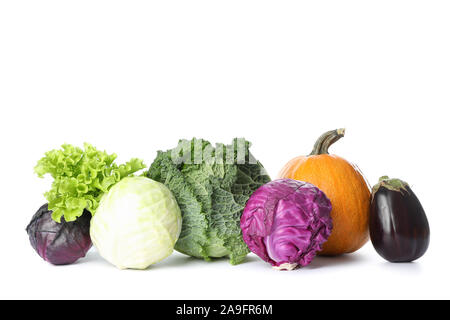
[372,176,410,196]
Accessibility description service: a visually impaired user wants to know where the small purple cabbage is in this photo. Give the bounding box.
[26,204,92,265]
[240,179,333,270]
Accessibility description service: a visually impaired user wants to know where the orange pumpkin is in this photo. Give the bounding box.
[279,129,371,255]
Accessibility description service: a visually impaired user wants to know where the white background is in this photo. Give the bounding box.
[1,1,449,300]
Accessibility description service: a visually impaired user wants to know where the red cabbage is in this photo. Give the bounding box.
[240,179,332,270]
[26,204,92,265]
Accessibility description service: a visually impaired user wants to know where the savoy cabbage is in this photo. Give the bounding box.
[147,138,270,265]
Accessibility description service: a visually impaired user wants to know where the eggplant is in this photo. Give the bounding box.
[370,176,430,262]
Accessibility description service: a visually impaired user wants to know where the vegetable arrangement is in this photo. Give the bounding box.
[27,131,430,270]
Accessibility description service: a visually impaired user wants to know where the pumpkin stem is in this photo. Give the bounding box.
[310,128,346,155]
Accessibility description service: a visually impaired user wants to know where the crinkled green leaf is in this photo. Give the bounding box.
[147,138,270,265]
[35,143,146,222]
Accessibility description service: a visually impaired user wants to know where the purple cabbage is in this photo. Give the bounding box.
[26,204,92,265]
[240,179,333,270]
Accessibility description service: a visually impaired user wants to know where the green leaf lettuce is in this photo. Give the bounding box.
[35,143,146,222]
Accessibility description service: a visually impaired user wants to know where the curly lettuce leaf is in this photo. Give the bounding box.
[35,143,146,222]
[147,138,270,265]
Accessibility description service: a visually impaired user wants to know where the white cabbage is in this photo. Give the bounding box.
[90,176,182,269]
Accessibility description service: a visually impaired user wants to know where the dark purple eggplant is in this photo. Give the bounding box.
[26,204,92,265]
[370,176,430,262]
